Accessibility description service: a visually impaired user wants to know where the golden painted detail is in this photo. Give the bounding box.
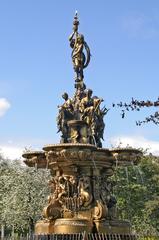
[23,145,141,234]
[94,220,131,234]
[111,148,142,166]
[57,89,108,147]
[22,12,143,235]
[23,151,46,168]
[35,220,55,235]
[43,202,62,220]
[54,218,93,234]
[56,13,108,148]
[54,220,87,226]
[23,145,141,168]
[69,12,90,84]
[35,218,131,235]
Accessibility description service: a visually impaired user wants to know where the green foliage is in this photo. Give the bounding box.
[112,154,159,234]
[0,155,50,233]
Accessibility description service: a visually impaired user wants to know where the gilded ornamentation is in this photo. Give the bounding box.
[56,13,108,148]
[69,12,90,83]
[22,13,143,235]
[56,85,108,148]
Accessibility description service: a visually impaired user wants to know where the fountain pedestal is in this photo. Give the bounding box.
[23,145,141,235]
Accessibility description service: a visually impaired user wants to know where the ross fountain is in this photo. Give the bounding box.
[23,13,142,237]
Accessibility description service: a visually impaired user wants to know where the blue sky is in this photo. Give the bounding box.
[0,0,159,158]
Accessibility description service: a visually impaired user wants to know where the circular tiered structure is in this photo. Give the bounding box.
[23,144,142,234]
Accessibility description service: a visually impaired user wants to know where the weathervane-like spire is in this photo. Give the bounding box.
[69,12,91,87]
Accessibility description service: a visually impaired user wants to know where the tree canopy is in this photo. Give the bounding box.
[112,154,159,234]
[0,154,50,234]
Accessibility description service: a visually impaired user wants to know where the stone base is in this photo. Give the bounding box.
[35,219,131,235]
[35,220,55,234]
[35,218,93,234]
[54,218,93,234]
[94,219,131,234]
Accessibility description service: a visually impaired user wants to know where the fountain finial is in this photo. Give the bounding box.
[73,11,79,33]
[69,12,91,86]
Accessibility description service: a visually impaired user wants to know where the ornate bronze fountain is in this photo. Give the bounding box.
[23,13,142,236]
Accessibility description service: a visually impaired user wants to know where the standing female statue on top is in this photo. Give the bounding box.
[69,12,91,83]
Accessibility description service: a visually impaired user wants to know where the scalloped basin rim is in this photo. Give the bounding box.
[22,151,45,159]
[96,147,110,152]
[110,148,142,154]
[43,143,97,151]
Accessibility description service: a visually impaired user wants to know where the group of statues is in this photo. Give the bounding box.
[57,85,108,148]
[45,173,117,221]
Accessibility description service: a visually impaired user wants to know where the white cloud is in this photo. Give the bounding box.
[0,145,23,160]
[110,136,159,156]
[0,98,11,117]
[123,15,144,36]
[0,138,53,160]
[122,14,159,39]
[1,136,159,160]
